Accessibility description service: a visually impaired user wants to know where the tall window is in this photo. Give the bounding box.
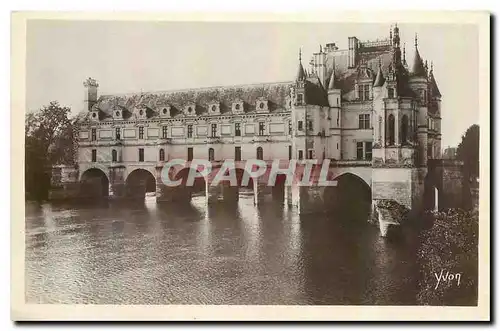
[187,147,193,161]
[256,147,263,160]
[365,142,373,160]
[115,128,121,140]
[308,150,313,159]
[162,126,168,139]
[208,148,215,161]
[187,124,193,138]
[356,142,364,160]
[401,115,409,144]
[359,114,370,129]
[288,121,292,135]
[159,148,165,161]
[91,149,97,162]
[235,123,241,137]
[235,147,241,161]
[112,149,117,162]
[138,148,144,162]
[298,121,303,131]
[138,126,144,139]
[288,146,292,160]
[258,122,265,136]
[387,114,395,146]
[91,128,96,141]
[360,84,370,101]
[296,93,303,104]
[308,120,313,131]
[298,150,303,160]
[378,116,382,143]
[388,88,395,99]
[211,124,217,138]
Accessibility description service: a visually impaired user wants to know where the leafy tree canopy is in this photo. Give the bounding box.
[456,124,479,179]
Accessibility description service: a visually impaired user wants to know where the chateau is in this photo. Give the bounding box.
[51,24,467,235]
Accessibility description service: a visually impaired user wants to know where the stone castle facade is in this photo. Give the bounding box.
[50,24,468,231]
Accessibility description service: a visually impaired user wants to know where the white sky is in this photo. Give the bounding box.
[26,20,479,147]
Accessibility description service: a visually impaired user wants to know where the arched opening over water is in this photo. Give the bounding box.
[80,168,109,198]
[271,174,287,203]
[126,169,156,199]
[174,167,207,198]
[323,173,372,222]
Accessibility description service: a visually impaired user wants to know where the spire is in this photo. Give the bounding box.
[429,61,441,97]
[296,48,306,81]
[411,33,426,77]
[390,25,393,45]
[393,23,400,47]
[328,69,338,90]
[373,58,386,87]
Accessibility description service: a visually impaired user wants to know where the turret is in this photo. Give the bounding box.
[294,48,306,106]
[327,69,341,108]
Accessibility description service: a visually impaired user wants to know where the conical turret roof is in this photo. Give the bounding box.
[429,66,441,97]
[373,64,385,87]
[328,69,338,90]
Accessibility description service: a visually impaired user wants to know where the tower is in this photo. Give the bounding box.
[408,33,429,165]
[291,49,307,161]
[327,69,342,160]
[312,45,327,87]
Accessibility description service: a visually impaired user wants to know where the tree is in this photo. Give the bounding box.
[25,101,75,200]
[456,124,480,180]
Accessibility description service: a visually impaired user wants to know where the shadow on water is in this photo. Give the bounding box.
[25,196,422,305]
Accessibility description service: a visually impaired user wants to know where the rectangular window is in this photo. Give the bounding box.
[138,126,144,139]
[288,146,292,160]
[359,114,370,129]
[211,124,217,137]
[356,142,364,160]
[298,150,303,160]
[297,93,303,104]
[365,142,373,161]
[388,88,394,99]
[91,149,97,162]
[308,120,313,131]
[364,85,370,101]
[235,147,241,161]
[91,128,96,141]
[235,123,241,137]
[288,121,292,135]
[308,150,313,159]
[258,122,265,136]
[112,149,117,162]
[139,148,144,162]
[298,121,303,131]
[187,124,193,138]
[187,147,193,161]
[162,126,168,138]
[115,127,121,140]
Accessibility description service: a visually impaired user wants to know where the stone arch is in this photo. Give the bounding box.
[125,168,157,198]
[329,168,372,188]
[80,167,110,197]
[323,171,372,220]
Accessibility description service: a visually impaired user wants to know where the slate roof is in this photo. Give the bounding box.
[92,81,294,120]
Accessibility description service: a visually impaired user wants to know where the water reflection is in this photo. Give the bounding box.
[25,198,419,305]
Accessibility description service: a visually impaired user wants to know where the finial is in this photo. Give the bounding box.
[378,56,382,68]
[415,33,418,48]
[430,61,434,73]
[390,25,393,43]
[299,48,302,62]
[403,43,406,61]
[320,45,322,53]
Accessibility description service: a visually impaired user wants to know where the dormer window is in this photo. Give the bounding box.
[256,99,268,112]
[208,102,220,115]
[296,93,303,105]
[159,105,171,118]
[232,100,244,114]
[90,111,99,122]
[184,104,196,116]
[135,105,148,119]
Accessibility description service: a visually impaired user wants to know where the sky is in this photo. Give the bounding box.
[26,20,479,148]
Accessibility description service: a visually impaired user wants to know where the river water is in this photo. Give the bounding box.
[25,195,420,305]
